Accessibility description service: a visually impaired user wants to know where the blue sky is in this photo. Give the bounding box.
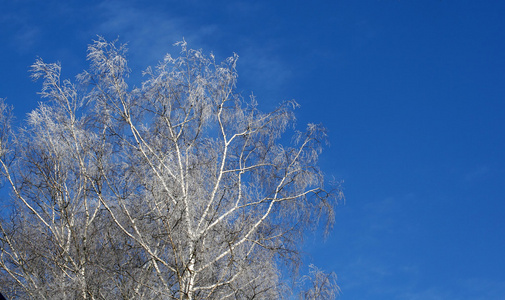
[1,0,505,299]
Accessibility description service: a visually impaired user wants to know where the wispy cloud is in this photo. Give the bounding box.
[86,0,292,101]
[464,165,490,182]
[397,277,505,300]
[340,257,505,300]
[0,6,41,53]
[92,1,198,68]
[334,254,422,299]
[397,287,451,300]
[2,0,295,112]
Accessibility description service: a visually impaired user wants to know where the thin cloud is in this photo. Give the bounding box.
[0,9,40,53]
[464,165,490,182]
[86,1,292,101]
[92,1,190,67]
[398,287,450,300]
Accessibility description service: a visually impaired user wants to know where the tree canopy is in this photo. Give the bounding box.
[0,38,340,299]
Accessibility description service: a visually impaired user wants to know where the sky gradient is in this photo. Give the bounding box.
[1,1,505,299]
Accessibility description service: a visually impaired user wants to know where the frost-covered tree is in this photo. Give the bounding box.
[299,264,339,300]
[0,38,341,299]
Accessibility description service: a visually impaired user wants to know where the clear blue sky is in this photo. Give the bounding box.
[1,1,505,299]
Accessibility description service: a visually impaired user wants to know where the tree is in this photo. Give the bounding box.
[298,264,340,300]
[0,38,341,299]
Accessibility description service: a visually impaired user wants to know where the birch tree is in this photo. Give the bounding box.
[299,264,340,300]
[0,38,340,299]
